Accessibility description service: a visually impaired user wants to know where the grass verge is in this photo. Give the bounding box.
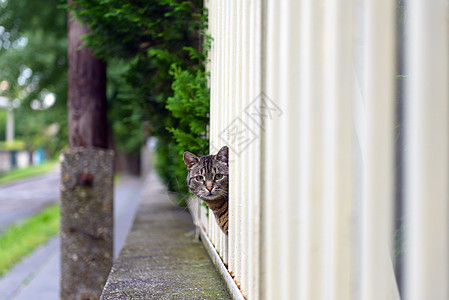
[0,161,58,185]
[0,204,60,277]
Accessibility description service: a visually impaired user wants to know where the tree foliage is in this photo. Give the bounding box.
[0,0,68,157]
[69,0,209,196]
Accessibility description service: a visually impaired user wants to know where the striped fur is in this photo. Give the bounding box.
[183,146,229,234]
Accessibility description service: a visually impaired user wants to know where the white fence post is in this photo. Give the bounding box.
[322,0,356,298]
[247,0,263,298]
[360,0,398,299]
[404,0,449,299]
[298,0,326,298]
[261,0,285,298]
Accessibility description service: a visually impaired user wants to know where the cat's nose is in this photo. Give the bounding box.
[206,181,213,192]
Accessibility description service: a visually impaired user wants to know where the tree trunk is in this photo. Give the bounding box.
[115,151,142,176]
[61,7,113,300]
[28,149,33,165]
[68,12,107,149]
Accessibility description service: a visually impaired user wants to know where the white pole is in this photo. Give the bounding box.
[261,0,284,298]
[299,0,325,298]
[6,107,14,142]
[322,0,356,298]
[360,0,398,299]
[248,0,262,298]
[404,0,449,299]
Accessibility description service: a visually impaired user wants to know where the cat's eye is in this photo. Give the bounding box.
[214,174,224,180]
[196,175,205,182]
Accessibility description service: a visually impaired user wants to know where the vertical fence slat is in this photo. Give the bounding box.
[220,0,229,264]
[322,0,356,298]
[261,0,284,298]
[209,0,213,239]
[276,1,303,299]
[237,0,250,295]
[221,1,236,272]
[208,0,215,244]
[404,0,449,299]
[231,0,245,285]
[213,0,227,267]
[360,0,397,299]
[248,0,262,298]
[298,0,326,298]
[278,3,290,296]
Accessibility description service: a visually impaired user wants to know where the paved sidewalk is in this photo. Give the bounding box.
[101,169,230,299]
[0,175,143,300]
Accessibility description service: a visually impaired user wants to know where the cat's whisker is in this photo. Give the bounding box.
[181,197,193,212]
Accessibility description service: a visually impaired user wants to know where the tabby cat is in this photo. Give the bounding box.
[183,146,229,234]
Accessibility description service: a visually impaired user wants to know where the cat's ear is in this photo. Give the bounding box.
[183,151,199,170]
[215,146,229,164]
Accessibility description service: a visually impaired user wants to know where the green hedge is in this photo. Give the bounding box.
[68,1,209,201]
[0,140,26,151]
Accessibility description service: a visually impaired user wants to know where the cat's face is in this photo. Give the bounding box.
[183,146,229,201]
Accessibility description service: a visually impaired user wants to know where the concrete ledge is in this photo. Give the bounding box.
[197,226,245,300]
[100,170,231,299]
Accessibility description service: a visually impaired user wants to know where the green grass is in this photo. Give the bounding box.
[114,173,123,183]
[0,161,57,185]
[0,204,60,277]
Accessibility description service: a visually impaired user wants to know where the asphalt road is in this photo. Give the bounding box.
[0,171,144,300]
[0,168,60,233]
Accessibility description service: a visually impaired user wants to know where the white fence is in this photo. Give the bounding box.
[188,0,449,299]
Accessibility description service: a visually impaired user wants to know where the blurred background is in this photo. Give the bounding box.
[0,0,209,298]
